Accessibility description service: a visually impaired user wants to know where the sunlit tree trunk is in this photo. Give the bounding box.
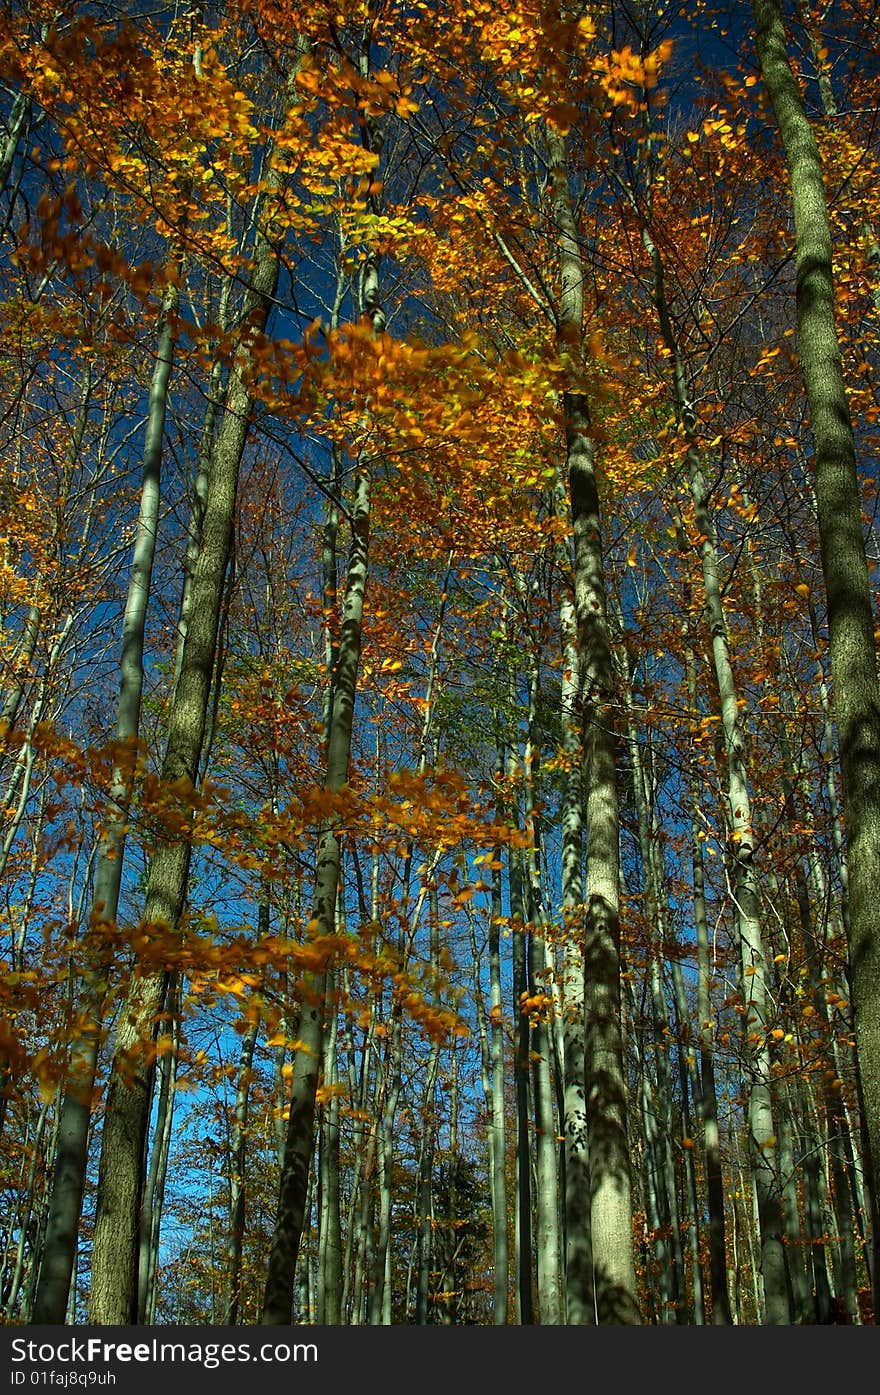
[548,122,639,1323]
[0,88,29,205]
[521,651,562,1325]
[88,217,283,1324]
[554,522,593,1324]
[33,292,175,1325]
[753,0,880,1315]
[508,768,534,1327]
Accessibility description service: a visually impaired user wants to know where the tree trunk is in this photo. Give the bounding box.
[316,971,342,1325]
[523,657,562,1324]
[88,228,282,1324]
[261,460,372,1323]
[33,293,174,1326]
[753,0,880,1316]
[549,120,639,1326]
[223,994,261,1325]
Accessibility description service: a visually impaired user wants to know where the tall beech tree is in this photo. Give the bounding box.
[87,27,310,1321]
[753,0,880,1313]
[2,0,880,1327]
[548,113,640,1323]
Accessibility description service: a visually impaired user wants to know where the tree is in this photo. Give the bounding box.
[753,0,880,1315]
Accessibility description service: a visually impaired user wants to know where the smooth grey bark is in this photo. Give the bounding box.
[0,602,40,737]
[548,123,639,1323]
[32,295,174,1326]
[522,656,562,1324]
[0,615,72,891]
[555,540,593,1324]
[340,986,377,1324]
[171,273,232,693]
[489,858,510,1322]
[311,253,345,1326]
[528,920,562,1324]
[618,630,690,1322]
[0,89,29,202]
[753,0,880,1315]
[508,788,534,1326]
[88,218,283,1324]
[804,599,871,1292]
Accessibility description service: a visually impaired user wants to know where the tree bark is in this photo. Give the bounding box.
[549,122,639,1322]
[88,226,282,1325]
[261,461,371,1323]
[33,292,175,1326]
[753,0,880,1316]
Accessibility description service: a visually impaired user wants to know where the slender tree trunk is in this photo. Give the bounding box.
[668,958,706,1324]
[0,89,29,203]
[549,121,639,1326]
[88,220,283,1324]
[522,657,562,1324]
[142,994,178,1328]
[412,1035,441,1324]
[316,971,342,1325]
[488,853,509,1322]
[509,804,534,1326]
[621,646,689,1321]
[33,294,175,1326]
[3,1100,50,1319]
[261,57,383,1305]
[753,0,880,1316]
[467,866,507,1323]
[369,1014,403,1325]
[555,555,593,1324]
[223,995,261,1325]
[261,458,372,1323]
[686,647,733,1324]
[778,1083,810,1321]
